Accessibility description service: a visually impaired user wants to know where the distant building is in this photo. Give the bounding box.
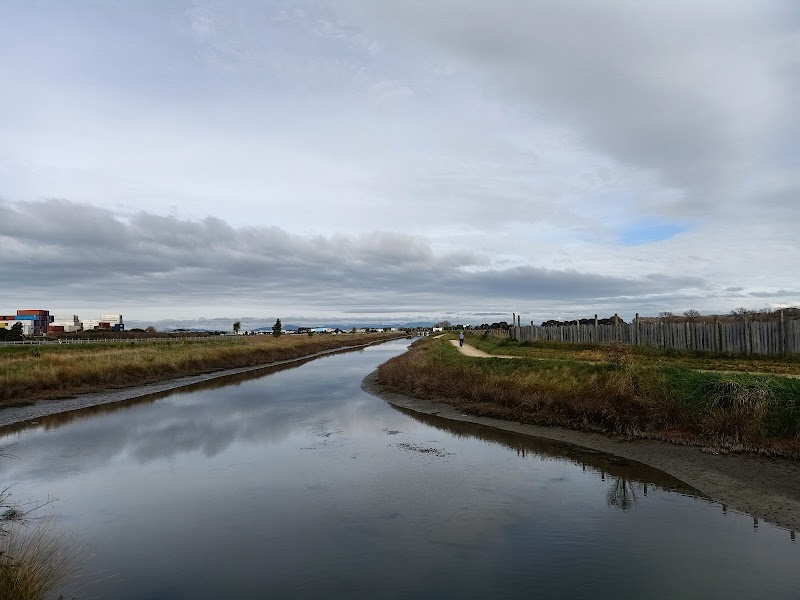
[0,319,33,335]
[51,315,82,333]
[0,310,50,336]
[84,314,125,331]
[0,309,125,335]
[13,310,51,335]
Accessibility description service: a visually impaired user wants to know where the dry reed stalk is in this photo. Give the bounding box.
[0,517,80,600]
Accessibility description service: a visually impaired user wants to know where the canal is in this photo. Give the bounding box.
[1,338,797,599]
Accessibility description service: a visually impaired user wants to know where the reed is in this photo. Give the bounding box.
[0,333,403,407]
[0,517,79,600]
[376,337,800,457]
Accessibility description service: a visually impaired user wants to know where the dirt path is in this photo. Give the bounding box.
[363,372,800,534]
[450,340,515,358]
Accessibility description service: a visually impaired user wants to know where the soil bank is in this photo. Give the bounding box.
[363,372,800,533]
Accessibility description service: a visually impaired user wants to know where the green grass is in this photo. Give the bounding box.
[377,337,800,457]
[467,333,800,375]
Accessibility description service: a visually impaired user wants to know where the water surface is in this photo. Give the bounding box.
[1,339,797,599]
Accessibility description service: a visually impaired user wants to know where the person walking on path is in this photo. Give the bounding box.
[459,332,465,347]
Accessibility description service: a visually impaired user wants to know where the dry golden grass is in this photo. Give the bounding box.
[0,333,404,408]
[0,517,80,600]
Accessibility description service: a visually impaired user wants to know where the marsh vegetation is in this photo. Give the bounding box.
[376,336,800,457]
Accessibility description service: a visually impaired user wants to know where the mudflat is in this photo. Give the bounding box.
[363,372,800,533]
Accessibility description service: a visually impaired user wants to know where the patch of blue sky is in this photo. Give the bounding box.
[618,221,687,246]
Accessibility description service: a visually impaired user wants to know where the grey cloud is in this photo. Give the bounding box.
[0,199,704,315]
[349,1,797,208]
[440,267,702,302]
[747,290,797,298]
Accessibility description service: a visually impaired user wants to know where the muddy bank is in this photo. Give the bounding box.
[0,342,387,429]
[363,372,800,532]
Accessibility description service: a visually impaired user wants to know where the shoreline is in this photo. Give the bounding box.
[0,341,392,429]
[362,371,800,533]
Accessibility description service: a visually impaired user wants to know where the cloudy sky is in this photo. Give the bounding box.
[1,1,798,327]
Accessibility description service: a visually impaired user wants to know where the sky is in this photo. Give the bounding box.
[1,1,798,328]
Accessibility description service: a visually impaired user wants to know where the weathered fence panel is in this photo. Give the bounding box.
[504,316,800,357]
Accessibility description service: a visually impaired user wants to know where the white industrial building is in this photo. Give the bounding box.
[51,315,82,333]
[83,314,124,331]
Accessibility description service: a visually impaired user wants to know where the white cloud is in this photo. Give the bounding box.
[369,79,414,100]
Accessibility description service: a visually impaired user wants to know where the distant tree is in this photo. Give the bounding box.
[731,307,754,319]
[272,319,282,337]
[683,309,701,320]
[658,311,676,322]
[434,320,451,329]
[233,321,241,335]
[145,326,157,334]
[755,307,773,321]
[5,322,24,341]
[351,327,356,334]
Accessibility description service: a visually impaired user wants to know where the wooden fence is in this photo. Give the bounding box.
[503,316,800,357]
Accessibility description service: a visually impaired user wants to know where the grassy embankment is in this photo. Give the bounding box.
[376,335,800,457]
[0,333,404,408]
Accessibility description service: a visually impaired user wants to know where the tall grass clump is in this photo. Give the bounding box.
[0,517,79,600]
[1,481,85,600]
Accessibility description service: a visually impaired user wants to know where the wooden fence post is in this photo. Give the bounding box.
[780,309,786,356]
[594,314,598,344]
[745,317,752,356]
[635,313,640,346]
